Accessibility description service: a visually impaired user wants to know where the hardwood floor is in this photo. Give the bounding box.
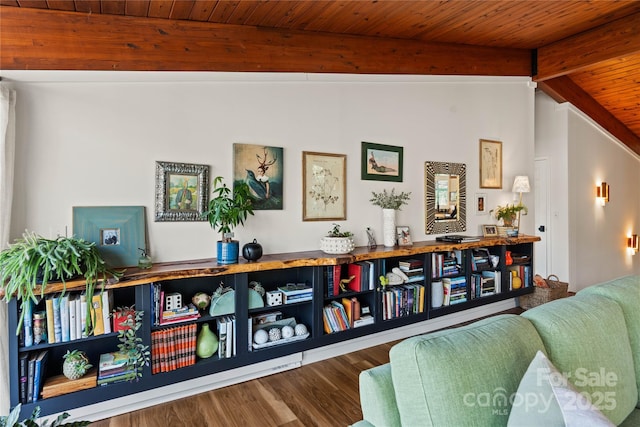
[91,307,522,427]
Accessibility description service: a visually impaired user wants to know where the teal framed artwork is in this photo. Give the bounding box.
[73,206,147,268]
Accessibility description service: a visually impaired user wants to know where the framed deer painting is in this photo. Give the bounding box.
[233,143,284,210]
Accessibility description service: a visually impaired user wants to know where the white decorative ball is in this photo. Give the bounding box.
[253,329,269,345]
[294,324,308,336]
[268,327,282,341]
[281,325,295,339]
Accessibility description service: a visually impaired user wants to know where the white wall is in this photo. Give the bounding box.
[4,72,535,261]
[0,71,536,416]
[535,91,640,290]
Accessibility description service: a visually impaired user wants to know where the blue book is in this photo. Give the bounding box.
[52,294,62,343]
[32,350,48,402]
[60,294,70,342]
[23,298,34,347]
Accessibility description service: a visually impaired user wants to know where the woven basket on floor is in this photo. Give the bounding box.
[519,275,569,310]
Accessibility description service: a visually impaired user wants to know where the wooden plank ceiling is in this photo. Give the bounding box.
[1,0,639,154]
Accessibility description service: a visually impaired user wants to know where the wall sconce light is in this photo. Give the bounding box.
[596,182,609,206]
[628,234,639,255]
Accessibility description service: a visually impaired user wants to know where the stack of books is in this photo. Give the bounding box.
[277,283,312,304]
[431,252,462,278]
[398,259,425,283]
[443,277,467,305]
[160,303,200,325]
[97,352,136,386]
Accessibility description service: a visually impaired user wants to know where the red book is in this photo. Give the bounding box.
[333,265,342,296]
[347,263,362,292]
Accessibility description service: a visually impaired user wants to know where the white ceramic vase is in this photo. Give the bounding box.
[382,208,397,247]
[431,281,444,308]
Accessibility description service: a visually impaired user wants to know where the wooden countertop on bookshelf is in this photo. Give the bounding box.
[3,235,539,297]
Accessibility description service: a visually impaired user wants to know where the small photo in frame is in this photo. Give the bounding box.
[482,224,498,237]
[396,226,412,246]
[361,141,403,182]
[476,193,487,215]
[479,139,502,189]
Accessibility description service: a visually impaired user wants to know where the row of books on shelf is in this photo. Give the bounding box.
[322,297,374,333]
[509,265,532,290]
[325,262,376,297]
[471,270,502,299]
[20,289,119,348]
[431,251,462,278]
[150,283,202,327]
[381,283,425,320]
[151,323,197,374]
[18,349,48,403]
[98,351,137,385]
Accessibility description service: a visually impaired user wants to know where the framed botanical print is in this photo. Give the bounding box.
[479,139,502,189]
[302,151,346,221]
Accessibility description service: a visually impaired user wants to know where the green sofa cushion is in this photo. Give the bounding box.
[507,351,614,426]
[579,275,640,406]
[389,314,545,427]
[358,363,401,427]
[522,294,637,425]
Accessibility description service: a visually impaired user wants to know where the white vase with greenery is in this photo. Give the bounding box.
[370,188,411,248]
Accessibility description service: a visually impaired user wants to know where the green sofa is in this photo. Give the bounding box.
[353,275,640,426]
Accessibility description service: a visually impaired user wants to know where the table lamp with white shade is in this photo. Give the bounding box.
[512,175,530,234]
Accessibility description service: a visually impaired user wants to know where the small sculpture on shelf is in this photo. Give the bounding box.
[62,350,92,380]
[192,292,211,311]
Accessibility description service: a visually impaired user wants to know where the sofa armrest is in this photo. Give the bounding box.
[358,363,401,427]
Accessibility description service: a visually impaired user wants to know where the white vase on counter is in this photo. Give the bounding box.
[382,208,397,247]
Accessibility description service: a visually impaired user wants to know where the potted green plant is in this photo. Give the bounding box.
[0,403,90,427]
[369,188,411,247]
[202,176,255,264]
[0,231,123,335]
[491,203,528,227]
[113,307,150,380]
[320,223,355,254]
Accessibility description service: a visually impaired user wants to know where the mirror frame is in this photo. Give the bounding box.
[425,161,467,234]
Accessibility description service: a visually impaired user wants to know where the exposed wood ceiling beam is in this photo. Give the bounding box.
[535,11,640,81]
[0,6,530,75]
[538,76,640,155]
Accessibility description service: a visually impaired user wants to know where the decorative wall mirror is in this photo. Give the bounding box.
[425,161,467,234]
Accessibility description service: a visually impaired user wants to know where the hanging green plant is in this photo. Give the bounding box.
[0,231,123,335]
[114,307,150,379]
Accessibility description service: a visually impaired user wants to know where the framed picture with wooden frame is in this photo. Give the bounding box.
[479,139,502,189]
[361,141,403,182]
[482,224,498,237]
[302,151,347,221]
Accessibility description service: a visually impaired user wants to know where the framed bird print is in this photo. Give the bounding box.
[233,143,284,210]
[302,151,347,221]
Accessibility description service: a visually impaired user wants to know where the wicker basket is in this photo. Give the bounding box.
[519,275,569,310]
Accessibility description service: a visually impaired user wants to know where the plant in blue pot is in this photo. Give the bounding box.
[203,176,254,265]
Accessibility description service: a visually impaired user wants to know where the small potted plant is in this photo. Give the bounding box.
[491,203,527,227]
[114,308,150,380]
[369,188,411,247]
[202,176,254,264]
[0,231,123,335]
[320,223,355,254]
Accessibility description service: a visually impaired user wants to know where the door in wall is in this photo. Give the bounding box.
[534,158,550,276]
